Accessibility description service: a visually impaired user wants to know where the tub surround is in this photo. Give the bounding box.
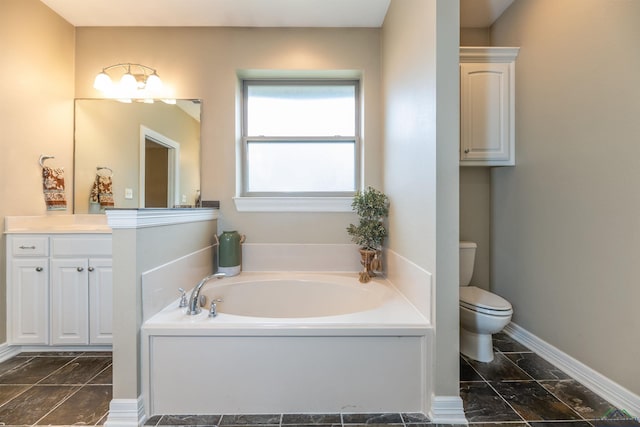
[241,244,433,324]
[142,272,431,416]
[241,243,362,273]
[136,237,435,420]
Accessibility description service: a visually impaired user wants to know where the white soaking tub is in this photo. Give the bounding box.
[141,272,432,417]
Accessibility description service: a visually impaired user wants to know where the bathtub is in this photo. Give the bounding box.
[142,272,432,416]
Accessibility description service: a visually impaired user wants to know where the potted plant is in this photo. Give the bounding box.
[346,186,389,283]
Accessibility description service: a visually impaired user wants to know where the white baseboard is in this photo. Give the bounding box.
[0,343,21,363]
[104,397,145,427]
[504,322,640,418]
[429,395,468,424]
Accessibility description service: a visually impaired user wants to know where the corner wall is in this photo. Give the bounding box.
[382,0,461,418]
[107,214,216,410]
[491,0,640,396]
[0,0,75,343]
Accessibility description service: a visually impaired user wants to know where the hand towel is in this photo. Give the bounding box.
[90,172,114,208]
[42,166,67,210]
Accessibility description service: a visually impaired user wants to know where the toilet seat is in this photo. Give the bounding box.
[460,286,512,317]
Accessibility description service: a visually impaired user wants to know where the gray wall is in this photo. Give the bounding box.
[491,0,640,395]
[459,28,492,291]
[382,0,460,402]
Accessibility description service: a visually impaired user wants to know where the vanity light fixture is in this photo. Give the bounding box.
[93,63,173,103]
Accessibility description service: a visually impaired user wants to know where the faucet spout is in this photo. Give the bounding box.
[186,272,226,315]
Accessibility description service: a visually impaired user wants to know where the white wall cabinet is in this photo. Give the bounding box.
[6,233,112,347]
[460,47,519,166]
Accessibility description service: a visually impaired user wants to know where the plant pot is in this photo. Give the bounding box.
[358,248,382,283]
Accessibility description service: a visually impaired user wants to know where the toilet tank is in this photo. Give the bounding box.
[459,241,477,287]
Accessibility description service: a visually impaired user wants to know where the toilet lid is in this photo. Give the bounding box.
[460,286,512,312]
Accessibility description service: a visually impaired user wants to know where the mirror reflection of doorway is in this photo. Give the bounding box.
[139,126,181,208]
[145,139,169,207]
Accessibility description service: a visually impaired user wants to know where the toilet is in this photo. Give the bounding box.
[459,241,513,362]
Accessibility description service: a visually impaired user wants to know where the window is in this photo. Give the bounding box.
[241,80,360,199]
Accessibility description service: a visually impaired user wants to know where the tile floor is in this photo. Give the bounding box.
[0,334,637,426]
[0,351,112,425]
[460,332,639,427]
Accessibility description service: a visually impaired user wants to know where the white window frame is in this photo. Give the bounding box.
[234,79,361,212]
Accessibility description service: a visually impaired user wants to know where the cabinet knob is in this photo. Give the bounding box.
[88,267,95,272]
[464,148,470,154]
[77,267,84,272]
[35,267,43,272]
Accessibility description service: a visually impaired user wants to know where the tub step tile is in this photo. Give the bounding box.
[158,414,222,425]
[282,414,342,425]
[342,413,403,424]
[221,414,282,425]
[400,412,430,424]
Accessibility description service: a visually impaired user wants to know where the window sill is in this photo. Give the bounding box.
[233,197,353,212]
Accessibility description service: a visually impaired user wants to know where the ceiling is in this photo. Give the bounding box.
[41,0,513,28]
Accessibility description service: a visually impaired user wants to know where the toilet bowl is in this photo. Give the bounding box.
[459,241,513,362]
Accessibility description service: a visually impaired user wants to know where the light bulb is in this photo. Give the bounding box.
[93,71,112,92]
[120,72,137,93]
[145,72,163,94]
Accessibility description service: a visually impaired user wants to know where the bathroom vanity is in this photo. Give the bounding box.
[5,215,112,348]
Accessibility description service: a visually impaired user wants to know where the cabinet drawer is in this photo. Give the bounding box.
[11,237,49,256]
[51,237,112,257]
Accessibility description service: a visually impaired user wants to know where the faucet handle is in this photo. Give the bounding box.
[178,288,188,308]
[208,298,223,318]
[209,301,218,318]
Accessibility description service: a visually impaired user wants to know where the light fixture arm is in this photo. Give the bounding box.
[93,62,169,102]
[100,62,159,78]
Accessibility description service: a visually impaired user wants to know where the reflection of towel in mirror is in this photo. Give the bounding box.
[90,174,114,208]
[42,166,67,210]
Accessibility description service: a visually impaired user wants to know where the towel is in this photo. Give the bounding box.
[90,172,114,208]
[42,166,67,210]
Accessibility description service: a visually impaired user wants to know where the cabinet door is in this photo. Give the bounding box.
[9,259,49,345]
[460,62,513,165]
[50,258,89,345]
[88,258,112,345]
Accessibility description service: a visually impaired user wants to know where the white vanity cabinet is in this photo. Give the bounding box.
[460,47,519,166]
[8,236,50,345]
[6,233,112,347]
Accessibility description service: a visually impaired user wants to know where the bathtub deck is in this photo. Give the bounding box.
[142,274,432,417]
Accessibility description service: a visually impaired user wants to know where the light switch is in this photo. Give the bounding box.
[125,188,133,199]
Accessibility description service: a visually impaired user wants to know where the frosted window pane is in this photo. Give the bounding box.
[247,142,355,192]
[247,85,356,137]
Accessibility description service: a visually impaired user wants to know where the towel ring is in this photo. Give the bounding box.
[96,166,113,175]
[39,155,55,167]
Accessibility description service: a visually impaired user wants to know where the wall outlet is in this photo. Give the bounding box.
[182,194,187,203]
[125,188,133,199]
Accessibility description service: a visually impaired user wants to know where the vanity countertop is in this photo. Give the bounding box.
[4,214,111,234]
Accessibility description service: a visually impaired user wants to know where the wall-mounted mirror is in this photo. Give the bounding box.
[74,99,201,213]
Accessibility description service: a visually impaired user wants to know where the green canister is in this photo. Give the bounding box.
[218,231,245,276]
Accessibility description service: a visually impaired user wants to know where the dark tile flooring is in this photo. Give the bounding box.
[0,334,637,426]
[460,332,639,427]
[0,351,112,426]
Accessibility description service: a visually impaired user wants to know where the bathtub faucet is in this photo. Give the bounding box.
[186,272,226,315]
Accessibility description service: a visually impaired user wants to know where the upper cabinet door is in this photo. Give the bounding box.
[460,47,519,167]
